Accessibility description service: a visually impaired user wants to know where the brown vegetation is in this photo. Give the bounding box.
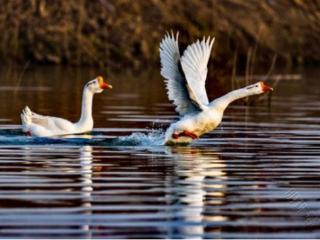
[0,0,319,70]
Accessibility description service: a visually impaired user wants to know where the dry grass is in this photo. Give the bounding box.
[0,0,319,70]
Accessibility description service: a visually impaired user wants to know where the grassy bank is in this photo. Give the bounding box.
[0,0,319,71]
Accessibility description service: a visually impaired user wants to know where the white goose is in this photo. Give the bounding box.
[160,33,273,145]
[20,76,112,137]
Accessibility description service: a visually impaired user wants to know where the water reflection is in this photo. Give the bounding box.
[0,66,319,238]
[165,147,227,238]
[79,146,93,238]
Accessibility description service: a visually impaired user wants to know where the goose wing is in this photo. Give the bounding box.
[180,36,215,107]
[34,115,73,132]
[31,114,51,129]
[23,106,73,132]
[160,32,200,116]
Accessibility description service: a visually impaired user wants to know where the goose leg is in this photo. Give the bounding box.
[172,130,198,139]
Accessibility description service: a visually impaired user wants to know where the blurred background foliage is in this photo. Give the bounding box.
[0,0,319,71]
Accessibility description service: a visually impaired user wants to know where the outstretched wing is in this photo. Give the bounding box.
[180,37,215,107]
[160,32,200,116]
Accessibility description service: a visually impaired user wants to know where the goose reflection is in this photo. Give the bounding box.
[165,146,227,238]
[79,145,93,238]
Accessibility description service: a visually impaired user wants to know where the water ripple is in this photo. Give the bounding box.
[0,72,319,238]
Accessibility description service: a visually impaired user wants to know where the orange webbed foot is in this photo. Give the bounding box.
[172,130,198,140]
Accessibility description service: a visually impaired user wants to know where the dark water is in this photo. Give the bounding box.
[0,66,319,238]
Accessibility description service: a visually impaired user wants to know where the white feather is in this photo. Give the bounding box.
[180,36,215,107]
[20,77,108,137]
[161,33,272,145]
[160,32,199,115]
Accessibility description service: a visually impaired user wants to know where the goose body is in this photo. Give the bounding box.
[21,76,112,137]
[160,33,273,145]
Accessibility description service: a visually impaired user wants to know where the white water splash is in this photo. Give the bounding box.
[116,129,165,146]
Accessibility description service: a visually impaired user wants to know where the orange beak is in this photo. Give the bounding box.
[97,76,112,90]
[260,81,273,92]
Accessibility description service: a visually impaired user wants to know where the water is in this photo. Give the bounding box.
[0,66,319,238]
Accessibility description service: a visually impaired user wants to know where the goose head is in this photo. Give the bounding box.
[245,81,273,94]
[85,76,112,94]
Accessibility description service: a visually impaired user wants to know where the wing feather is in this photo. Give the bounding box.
[160,32,200,115]
[30,110,72,132]
[180,36,215,106]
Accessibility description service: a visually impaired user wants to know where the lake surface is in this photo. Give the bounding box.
[0,66,319,238]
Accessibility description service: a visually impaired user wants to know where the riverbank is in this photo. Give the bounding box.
[1,1,319,70]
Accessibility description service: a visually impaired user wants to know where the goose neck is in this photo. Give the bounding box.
[210,88,253,112]
[78,87,94,125]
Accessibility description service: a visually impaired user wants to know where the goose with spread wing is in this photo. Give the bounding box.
[160,32,273,145]
[21,76,112,137]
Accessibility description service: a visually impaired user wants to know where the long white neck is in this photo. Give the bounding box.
[76,87,93,128]
[209,87,256,112]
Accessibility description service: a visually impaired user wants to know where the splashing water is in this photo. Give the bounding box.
[111,129,165,146]
[0,128,165,146]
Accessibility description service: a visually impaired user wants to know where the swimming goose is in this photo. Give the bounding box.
[160,33,273,145]
[20,76,112,137]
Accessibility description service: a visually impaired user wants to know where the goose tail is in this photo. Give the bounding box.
[20,106,32,132]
